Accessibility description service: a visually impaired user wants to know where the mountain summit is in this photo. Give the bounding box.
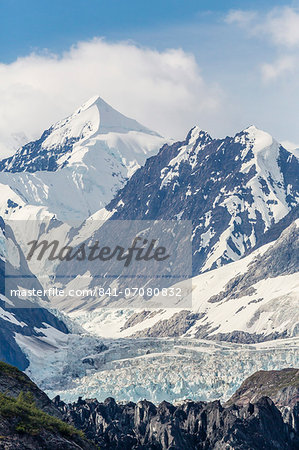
[0,97,166,222]
[0,96,161,173]
[107,124,299,272]
[72,95,160,136]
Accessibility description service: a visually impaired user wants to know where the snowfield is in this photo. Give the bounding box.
[67,223,298,342]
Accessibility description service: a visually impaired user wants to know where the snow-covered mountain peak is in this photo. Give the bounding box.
[0,97,167,221]
[92,96,160,136]
[72,95,160,136]
[43,96,160,150]
[233,126,285,185]
[106,123,298,275]
[158,127,212,188]
[235,126,288,192]
[187,126,211,143]
[243,124,264,133]
[76,94,101,112]
[42,101,100,150]
[244,125,274,150]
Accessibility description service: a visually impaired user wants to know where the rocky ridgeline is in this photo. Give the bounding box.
[226,368,299,433]
[54,395,298,449]
[54,367,299,450]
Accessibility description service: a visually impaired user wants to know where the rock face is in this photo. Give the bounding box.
[0,361,62,418]
[107,125,299,275]
[226,368,299,434]
[54,395,298,449]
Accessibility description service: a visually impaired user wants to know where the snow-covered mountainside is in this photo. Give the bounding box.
[41,125,299,315]
[107,125,299,273]
[0,105,298,400]
[0,217,70,370]
[0,96,166,222]
[69,215,298,343]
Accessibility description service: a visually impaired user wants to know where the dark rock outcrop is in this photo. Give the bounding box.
[226,368,299,408]
[226,367,299,435]
[54,393,299,449]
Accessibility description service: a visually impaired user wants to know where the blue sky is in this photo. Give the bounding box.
[1,0,299,155]
[0,0,291,61]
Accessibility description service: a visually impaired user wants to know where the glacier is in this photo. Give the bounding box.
[16,327,299,405]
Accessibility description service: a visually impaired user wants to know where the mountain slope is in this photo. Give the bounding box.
[0,362,96,449]
[107,125,299,274]
[226,367,299,433]
[0,218,69,370]
[72,216,298,343]
[45,125,299,318]
[226,368,299,409]
[0,96,166,222]
[0,361,62,417]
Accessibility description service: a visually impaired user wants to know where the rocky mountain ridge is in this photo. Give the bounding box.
[54,367,299,449]
[107,125,299,274]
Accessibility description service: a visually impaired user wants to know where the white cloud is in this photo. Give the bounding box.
[0,38,222,157]
[226,7,299,48]
[226,7,299,82]
[261,56,296,81]
[263,7,299,47]
[225,10,257,27]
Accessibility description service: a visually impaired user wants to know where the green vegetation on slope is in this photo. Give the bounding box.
[0,390,84,438]
[0,361,32,385]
